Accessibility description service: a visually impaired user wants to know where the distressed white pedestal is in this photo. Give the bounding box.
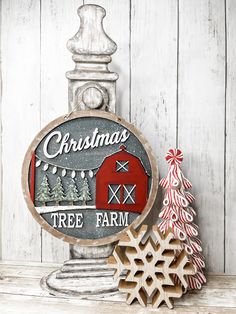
[41,259,118,297]
[41,4,119,297]
[42,244,117,297]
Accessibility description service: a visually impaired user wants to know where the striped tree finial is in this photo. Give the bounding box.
[165,148,183,165]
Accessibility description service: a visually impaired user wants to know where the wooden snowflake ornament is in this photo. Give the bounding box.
[107,225,196,309]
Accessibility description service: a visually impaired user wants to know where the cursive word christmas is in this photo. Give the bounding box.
[43,128,130,159]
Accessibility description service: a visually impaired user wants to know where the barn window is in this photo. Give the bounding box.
[123,184,136,204]
[108,184,121,204]
[116,160,129,172]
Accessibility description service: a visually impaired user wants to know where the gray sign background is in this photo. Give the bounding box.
[31,116,152,239]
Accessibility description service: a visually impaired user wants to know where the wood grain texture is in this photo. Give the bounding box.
[1,294,236,314]
[40,0,82,263]
[84,0,130,120]
[130,0,178,227]
[1,0,42,261]
[1,262,236,313]
[130,0,178,175]
[40,0,81,126]
[1,262,236,288]
[178,0,225,273]
[225,0,236,275]
[108,225,196,309]
[1,0,236,274]
[0,262,62,278]
[0,0,2,261]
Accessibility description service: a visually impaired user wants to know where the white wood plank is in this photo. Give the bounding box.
[1,271,236,312]
[4,294,233,314]
[178,0,225,272]
[0,0,2,261]
[1,0,41,261]
[40,0,82,125]
[0,260,61,267]
[0,273,235,305]
[84,0,130,120]
[225,0,236,275]
[41,232,69,263]
[174,288,236,308]
[205,274,236,289]
[1,263,236,311]
[130,0,178,178]
[0,276,50,297]
[2,262,236,289]
[40,0,83,262]
[0,263,61,279]
[130,0,178,225]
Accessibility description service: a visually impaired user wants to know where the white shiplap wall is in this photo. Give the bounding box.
[0,0,236,274]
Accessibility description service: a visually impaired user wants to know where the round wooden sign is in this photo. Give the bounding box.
[22,111,158,245]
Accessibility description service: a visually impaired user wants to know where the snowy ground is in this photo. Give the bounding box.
[36,205,96,214]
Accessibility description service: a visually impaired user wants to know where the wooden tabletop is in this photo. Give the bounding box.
[0,261,236,313]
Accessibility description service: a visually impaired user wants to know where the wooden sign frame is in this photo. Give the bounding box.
[22,110,158,246]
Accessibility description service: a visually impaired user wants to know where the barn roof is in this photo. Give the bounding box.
[95,145,150,176]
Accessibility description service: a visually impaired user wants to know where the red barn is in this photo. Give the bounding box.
[96,145,149,213]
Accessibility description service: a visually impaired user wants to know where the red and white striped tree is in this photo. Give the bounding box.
[158,148,206,290]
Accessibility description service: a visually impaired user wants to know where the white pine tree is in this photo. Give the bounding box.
[36,175,51,206]
[78,178,92,206]
[65,179,79,205]
[51,177,65,206]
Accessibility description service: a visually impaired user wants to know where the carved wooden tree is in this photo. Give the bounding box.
[107,225,196,309]
[158,149,206,290]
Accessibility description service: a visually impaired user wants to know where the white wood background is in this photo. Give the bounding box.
[0,0,235,274]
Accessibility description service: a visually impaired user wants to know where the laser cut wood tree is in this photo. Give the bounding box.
[158,149,206,290]
[65,178,79,205]
[51,177,65,206]
[36,175,51,206]
[78,178,92,205]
